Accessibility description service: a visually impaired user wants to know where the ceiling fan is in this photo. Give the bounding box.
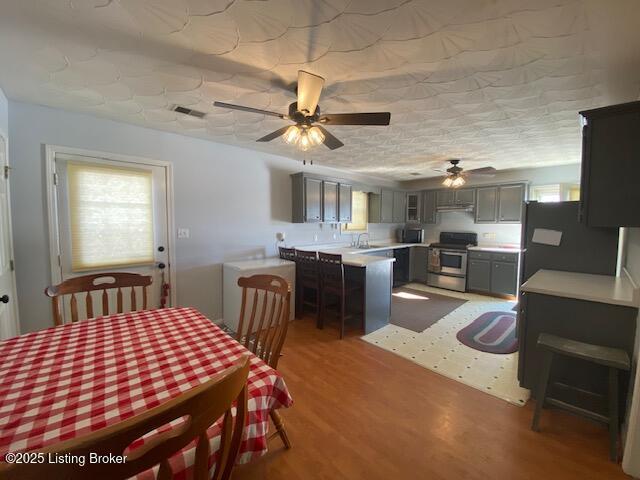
[435,159,497,188]
[213,70,391,151]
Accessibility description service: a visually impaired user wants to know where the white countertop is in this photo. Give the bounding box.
[468,245,522,253]
[521,269,640,307]
[223,258,295,271]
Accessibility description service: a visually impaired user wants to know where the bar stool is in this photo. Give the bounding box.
[294,249,320,320]
[531,333,631,462]
[278,247,298,318]
[317,252,363,339]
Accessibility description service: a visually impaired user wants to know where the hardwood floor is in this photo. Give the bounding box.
[233,318,630,480]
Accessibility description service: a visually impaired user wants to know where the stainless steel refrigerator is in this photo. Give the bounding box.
[520,201,619,284]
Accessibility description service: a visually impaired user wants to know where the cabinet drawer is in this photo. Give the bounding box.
[491,252,519,263]
[469,251,491,260]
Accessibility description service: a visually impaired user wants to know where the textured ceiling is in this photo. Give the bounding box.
[0,0,639,179]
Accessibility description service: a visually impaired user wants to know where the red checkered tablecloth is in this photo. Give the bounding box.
[0,307,293,478]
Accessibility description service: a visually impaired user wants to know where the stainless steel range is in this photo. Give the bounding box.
[427,232,478,292]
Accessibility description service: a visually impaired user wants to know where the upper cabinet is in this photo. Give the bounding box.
[369,189,408,223]
[579,101,640,227]
[393,191,407,223]
[436,188,475,207]
[421,190,437,224]
[497,184,525,223]
[381,189,394,223]
[291,173,353,223]
[338,183,352,223]
[406,192,421,223]
[475,186,498,223]
[436,189,455,207]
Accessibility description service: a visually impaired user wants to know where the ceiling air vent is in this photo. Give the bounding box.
[172,105,206,118]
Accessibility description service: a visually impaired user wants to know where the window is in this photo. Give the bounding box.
[344,191,368,232]
[530,184,580,203]
[67,162,155,271]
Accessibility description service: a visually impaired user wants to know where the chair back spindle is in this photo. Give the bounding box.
[45,272,153,327]
[236,274,291,369]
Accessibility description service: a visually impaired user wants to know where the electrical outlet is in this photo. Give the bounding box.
[177,228,190,239]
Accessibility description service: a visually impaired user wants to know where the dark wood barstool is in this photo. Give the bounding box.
[531,333,631,462]
[294,249,320,320]
[278,247,298,318]
[317,252,363,339]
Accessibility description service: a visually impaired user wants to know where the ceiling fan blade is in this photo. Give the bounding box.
[256,126,291,142]
[315,125,344,150]
[297,70,325,116]
[467,166,497,174]
[319,112,391,126]
[213,101,286,119]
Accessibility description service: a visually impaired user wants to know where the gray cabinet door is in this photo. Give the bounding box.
[491,261,518,296]
[411,247,428,282]
[454,188,475,205]
[475,186,498,223]
[436,189,455,207]
[338,183,352,223]
[392,191,406,223]
[323,181,339,222]
[380,189,394,223]
[304,177,322,222]
[422,190,437,224]
[498,184,525,223]
[468,259,491,292]
[406,193,420,222]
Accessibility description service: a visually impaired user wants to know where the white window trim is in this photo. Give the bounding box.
[45,145,177,307]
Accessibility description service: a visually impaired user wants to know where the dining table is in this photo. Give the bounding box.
[0,307,293,478]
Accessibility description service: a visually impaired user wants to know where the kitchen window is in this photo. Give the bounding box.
[344,191,368,232]
[530,184,580,203]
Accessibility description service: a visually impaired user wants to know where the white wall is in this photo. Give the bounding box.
[8,101,401,333]
[400,164,581,245]
[0,86,7,137]
[622,227,640,477]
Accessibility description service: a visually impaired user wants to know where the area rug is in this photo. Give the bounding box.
[391,287,467,333]
[456,311,518,354]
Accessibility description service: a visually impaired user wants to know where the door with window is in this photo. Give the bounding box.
[53,152,172,322]
[0,133,19,339]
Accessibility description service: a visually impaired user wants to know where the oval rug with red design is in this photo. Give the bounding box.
[456,311,518,354]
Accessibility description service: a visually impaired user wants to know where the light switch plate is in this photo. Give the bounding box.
[177,228,190,239]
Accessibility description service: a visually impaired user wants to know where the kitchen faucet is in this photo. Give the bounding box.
[357,232,370,248]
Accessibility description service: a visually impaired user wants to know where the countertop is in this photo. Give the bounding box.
[521,269,640,307]
[224,258,295,271]
[293,241,428,267]
[468,245,522,253]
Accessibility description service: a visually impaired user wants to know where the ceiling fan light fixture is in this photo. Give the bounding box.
[308,126,325,146]
[298,130,312,151]
[452,175,466,188]
[442,176,454,187]
[283,125,301,144]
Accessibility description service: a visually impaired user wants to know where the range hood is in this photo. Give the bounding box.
[436,203,474,212]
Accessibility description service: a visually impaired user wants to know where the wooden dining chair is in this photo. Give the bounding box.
[235,274,292,449]
[318,252,363,339]
[294,249,320,319]
[0,355,250,480]
[45,272,153,326]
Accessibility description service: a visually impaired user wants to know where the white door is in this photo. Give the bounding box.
[52,151,172,322]
[0,133,19,339]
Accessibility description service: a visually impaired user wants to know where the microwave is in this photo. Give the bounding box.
[398,228,424,243]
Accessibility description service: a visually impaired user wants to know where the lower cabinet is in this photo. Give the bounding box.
[410,247,428,283]
[467,251,519,296]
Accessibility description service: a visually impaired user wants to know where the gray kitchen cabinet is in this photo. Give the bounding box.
[411,247,429,283]
[475,186,498,223]
[338,183,352,223]
[491,261,518,296]
[467,258,491,292]
[381,189,394,223]
[498,184,525,223]
[468,250,519,296]
[323,181,339,222]
[454,188,475,205]
[392,191,406,223]
[421,190,437,224]
[436,189,455,207]
[406,193,420,223]
[291,172,352,223]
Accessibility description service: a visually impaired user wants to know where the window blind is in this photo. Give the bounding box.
[345,191,368,231]
[67,162,154,271]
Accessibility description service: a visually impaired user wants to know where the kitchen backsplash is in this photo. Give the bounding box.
[420,211,522,246]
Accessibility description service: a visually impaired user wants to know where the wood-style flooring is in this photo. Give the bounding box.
[232,317,630,480]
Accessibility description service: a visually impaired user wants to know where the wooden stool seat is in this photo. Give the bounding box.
[294,249,320,320]
[531,333,630,462]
